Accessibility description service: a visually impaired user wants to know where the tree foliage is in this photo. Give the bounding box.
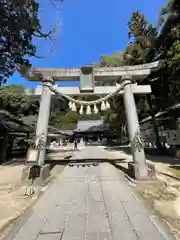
[0,84,39,117]
[0,85,103,130]
[100,11,156,135]
[100,0,180,139]
[50,111,102,130]
[50,103,102,130]
[154,0,180,102]
[0,0,62,84]
[127,11,157,64]
[100,11,157,67]
[103,96,125,142]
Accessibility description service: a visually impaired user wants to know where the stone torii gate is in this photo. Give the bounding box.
[25,61,161,180]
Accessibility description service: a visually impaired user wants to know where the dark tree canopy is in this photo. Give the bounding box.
[155,0,180,102]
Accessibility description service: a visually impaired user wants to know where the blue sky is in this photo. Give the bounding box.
[8,0,167,88]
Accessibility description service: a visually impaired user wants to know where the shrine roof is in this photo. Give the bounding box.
[75,120,103,132]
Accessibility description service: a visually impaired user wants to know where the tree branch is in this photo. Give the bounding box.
[33,29,53,38]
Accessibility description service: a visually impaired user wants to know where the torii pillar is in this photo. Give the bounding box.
[122,76,148,179]
[36,77,54,166]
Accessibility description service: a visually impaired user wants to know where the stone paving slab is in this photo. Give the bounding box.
[62,231,85,240]
[37,233,62,240]
[70,146,107,161]
[108,211,138,240]
[85,232,112,240]
[9,147,170,240]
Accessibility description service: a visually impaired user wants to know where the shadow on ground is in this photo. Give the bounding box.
[105,145,180,165]
[2,157,25,166]
[46,156,127,172]
[46,149,80,153]
[111,161,129,175]
[169,165,180,170]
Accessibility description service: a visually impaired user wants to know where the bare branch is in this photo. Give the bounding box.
[26,47,59,59]
[49,0,57,8]
[33,29,53,38]
[49,0,64,9]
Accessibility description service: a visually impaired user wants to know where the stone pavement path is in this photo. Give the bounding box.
[70,145,107,161]
[9,147,169,240]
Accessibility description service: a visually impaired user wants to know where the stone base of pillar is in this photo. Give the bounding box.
[21,164,50,185]
[128,162,156,181]
[131,148,149,180]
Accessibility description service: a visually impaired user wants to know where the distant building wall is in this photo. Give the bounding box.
[140,105,180,147]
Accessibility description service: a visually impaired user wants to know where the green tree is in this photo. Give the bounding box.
[50,107,102,130]
[100,3,180,147]
[0,0,63,84]
[100,11,156,139]
[103,96,126,142]
[127,11,157,64]
[99,11,157,68]
[0,85,39,117]
[143,0,180,148]
[153,0,180,102]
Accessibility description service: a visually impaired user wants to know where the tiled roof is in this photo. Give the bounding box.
[76,120,103,132]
